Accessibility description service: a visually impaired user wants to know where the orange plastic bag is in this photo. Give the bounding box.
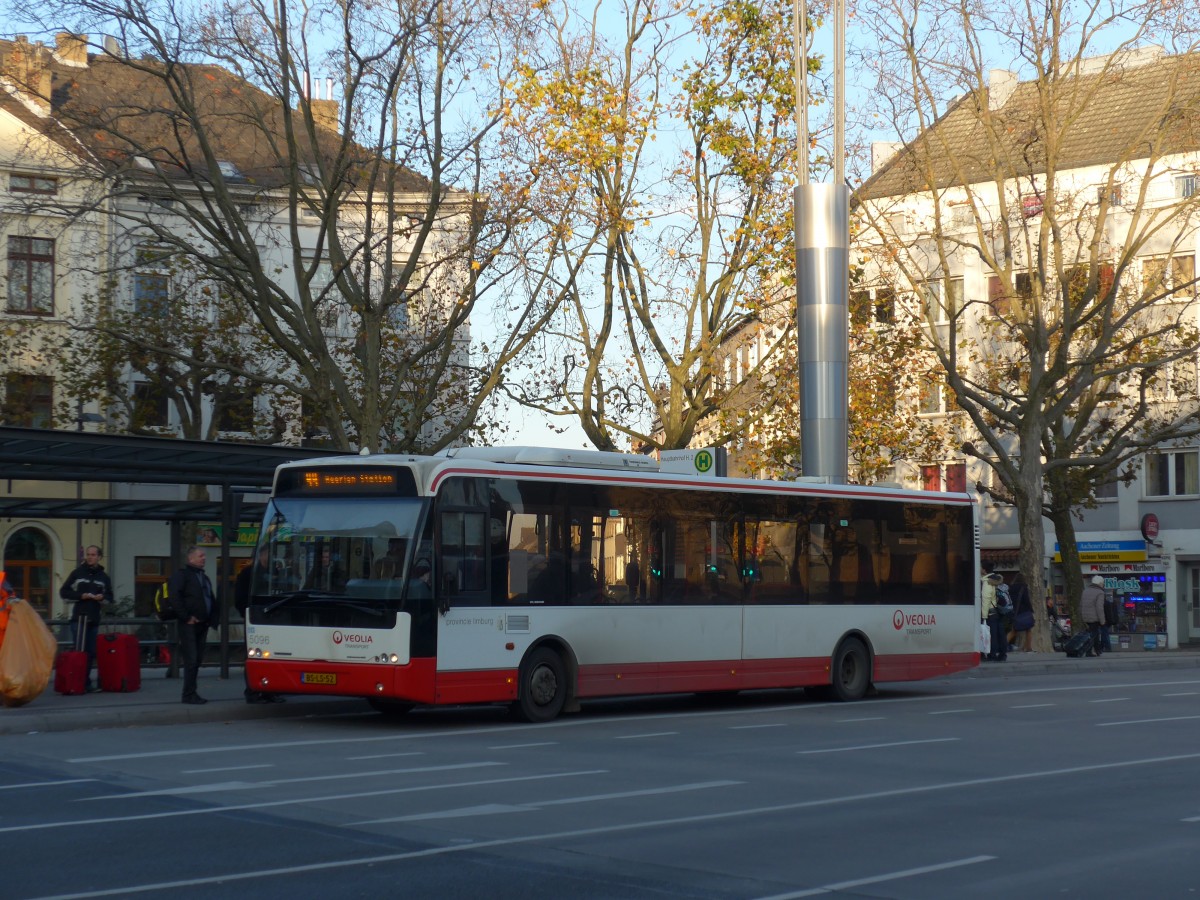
[0,599,59,707]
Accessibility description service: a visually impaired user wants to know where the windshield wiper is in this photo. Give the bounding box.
[263,590,355,614]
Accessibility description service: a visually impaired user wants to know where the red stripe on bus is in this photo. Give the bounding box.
[250,651,977,706]
[247,657,438,703]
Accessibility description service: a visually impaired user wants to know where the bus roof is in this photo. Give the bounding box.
[273,447,976,506]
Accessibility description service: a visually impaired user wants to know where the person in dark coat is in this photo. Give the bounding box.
[168,546,219,704]
[59,545,114,693]
[235,546,284,705]
[1080,574,1107,657]
[1008,571,1035,652]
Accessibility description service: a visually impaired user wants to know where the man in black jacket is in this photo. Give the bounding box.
[59,545,114,693]
[168,546,219,704]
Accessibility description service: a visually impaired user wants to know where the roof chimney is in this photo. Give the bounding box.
[871,141,902,174]
[989,69,1018,111]
[2,35,53,116]
[310,78,340,132]
[53,32,89,68]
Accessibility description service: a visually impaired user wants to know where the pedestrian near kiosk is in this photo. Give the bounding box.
[168,546,219,704]
[984,571,1009,661]
[58,545,114,693]
[1008,571,1035,652]
[1080,574,1106,657]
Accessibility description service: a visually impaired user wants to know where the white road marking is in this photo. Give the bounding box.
[1011,703,1055,709]
[1098,715,1200,727]
[45,745,1185,900]
[357,780,742,825]
[63,677,1200,764]
[0,769,608,835]
[730,723,788,730]
[1088,698,1129,703]
[752,855,995,899]
[80,762,502,800]
[928,709,972,715]
[836,716,886,722]
[487,742,558,749]
[1163,692,1199,697]
[614,731,678,740]
[799,738,958,755]
[181,764,275,775]
[344,751,424,761]
[0,779,93,791]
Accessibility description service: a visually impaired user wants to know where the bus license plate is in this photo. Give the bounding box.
[301,672,337,685]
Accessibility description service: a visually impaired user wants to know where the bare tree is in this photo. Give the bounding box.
[8,0,572,451]
[854,0,1200,641]
[500,0,814,451]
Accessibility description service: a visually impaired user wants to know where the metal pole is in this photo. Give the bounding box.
[795,0,808,185]
[793,0,849,483]
[834,0,844,187]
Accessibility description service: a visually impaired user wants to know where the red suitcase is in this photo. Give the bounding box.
[55,619,88,695]
[97,632,141,692]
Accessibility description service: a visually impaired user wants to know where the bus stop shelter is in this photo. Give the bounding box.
[0,425,346,673]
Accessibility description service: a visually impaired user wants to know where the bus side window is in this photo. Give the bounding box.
[439,510,487,602]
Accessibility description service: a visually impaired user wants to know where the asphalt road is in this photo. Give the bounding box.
[4,669,1200,899]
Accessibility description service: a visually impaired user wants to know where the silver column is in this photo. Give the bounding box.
[795,182,849,483]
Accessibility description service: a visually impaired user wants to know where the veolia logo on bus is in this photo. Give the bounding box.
[893,609,937,633]
[332,631,373,645]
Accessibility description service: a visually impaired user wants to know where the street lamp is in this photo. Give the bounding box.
[793,0,849,484]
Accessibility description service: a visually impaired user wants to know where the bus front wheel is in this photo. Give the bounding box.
[513,647,567,723]
[830,638,871,702]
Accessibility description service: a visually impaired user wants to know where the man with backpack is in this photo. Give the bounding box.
[985,569,1010,662]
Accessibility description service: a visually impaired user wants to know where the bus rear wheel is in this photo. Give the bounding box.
[830,638,871,702]
[368,698,415,716]
[513,647,567,723]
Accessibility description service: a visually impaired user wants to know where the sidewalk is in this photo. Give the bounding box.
[0,667,366,736]
[956,644,1200,680]
[4,648,1199,736]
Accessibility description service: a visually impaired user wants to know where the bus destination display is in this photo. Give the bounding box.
[290,469,402,494]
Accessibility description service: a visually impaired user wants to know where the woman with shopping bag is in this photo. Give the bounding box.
[0,582,60,707]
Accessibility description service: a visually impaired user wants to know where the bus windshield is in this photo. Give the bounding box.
[250,496,428,609]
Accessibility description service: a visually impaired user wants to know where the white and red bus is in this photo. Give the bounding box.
[244,447,979,721]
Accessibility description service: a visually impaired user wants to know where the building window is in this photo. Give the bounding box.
[921,465,941,491]
[217,384,256,433]
[1145,449,1199,497]
[850,287,895,326]
[2,374,54,427]
[987,272,1032,318]
[1097,183,1123,207]
[1177,174,1198,199]
[3,526,53,615]
[945,462,966,493]
[1095,476,1119,500]
[132,380,170,428]
[922,278,964,325]
[7,236,54,315]
[1142,254,1196,298]
[918,373,946,415]
[10,174,58,195]
[133,244,172,314]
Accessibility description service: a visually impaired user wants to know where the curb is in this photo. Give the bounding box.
[1,694,370,736]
